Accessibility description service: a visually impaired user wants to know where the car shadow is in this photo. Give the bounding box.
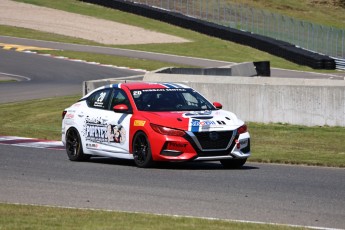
[88,157,259,170]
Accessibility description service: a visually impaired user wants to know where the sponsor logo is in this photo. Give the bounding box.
[85,124,108,142]
[191,120,216,126]
[84,117,126,144]
[184,111,212,117]
[134,120,146,126]
[141,88,187,92]
[86,143,99,148]
[168,142,187,148]
[94,92,107,108]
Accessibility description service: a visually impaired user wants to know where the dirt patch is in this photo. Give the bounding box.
[0,0,189,45]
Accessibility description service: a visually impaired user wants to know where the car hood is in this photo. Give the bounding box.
[139,110,244,132]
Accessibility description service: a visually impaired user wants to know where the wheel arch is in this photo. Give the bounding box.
[130,129,149,153]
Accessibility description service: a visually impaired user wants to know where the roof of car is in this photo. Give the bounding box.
[82,82,191,99]
[118,82,190,90]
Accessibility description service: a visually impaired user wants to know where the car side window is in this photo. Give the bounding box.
[87,89,112,109]
[110,89,131,111]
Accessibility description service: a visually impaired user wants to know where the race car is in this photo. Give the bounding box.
[62,82,250,168]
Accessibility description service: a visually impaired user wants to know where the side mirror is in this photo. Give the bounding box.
[113,104,129,113]
[213,102,223,110]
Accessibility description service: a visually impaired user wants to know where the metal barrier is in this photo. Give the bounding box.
[134,0,345,60]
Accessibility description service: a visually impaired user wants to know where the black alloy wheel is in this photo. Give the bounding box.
[132,131,154,168]
[65,128,90,161]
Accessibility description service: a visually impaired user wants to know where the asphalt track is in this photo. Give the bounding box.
[1,36,345,229]
[0,145,344,229]
[1,35,345,80]
[0,48,143,103]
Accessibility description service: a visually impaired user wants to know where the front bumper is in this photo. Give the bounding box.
[150,130,250,162]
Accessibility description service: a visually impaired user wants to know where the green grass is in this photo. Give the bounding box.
[0,0,336,73]
[0,203,304,230]
[249,123,345,167]
[224,0,345,29]
[0,80,16,83]
[0,95,344,167]
[0,95,79,140]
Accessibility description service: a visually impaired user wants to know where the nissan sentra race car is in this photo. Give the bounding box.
[62,82,250,168]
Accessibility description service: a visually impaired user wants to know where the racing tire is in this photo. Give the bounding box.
[132,131,154,168]
[65,127,90,161]
[220,158,247,169]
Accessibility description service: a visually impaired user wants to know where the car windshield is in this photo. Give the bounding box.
[131,88,216,111]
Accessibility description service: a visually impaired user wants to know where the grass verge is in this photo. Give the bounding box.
[36,50,194,71]
[0,203,303,230]
[0,95,344,167]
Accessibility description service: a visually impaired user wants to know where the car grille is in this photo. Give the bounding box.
[193,131,234,150]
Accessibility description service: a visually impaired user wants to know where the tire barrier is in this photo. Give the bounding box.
[79,0,335,69]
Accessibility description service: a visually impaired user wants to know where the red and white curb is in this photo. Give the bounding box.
[0,136,64,150]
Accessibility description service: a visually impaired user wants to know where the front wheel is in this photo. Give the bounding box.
[65,128,90,161]
[220,158,247,169]
[132,131,154,168]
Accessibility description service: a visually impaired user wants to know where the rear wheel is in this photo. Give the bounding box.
[132,131,154,168]
[65,128,90,161]
[220,158,247,169]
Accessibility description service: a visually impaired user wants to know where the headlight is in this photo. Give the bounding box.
[150,124,185,137]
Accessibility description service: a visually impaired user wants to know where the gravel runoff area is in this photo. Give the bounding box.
[0,0,189,45]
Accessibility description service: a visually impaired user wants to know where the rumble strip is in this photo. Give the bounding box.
[0,136,64,150]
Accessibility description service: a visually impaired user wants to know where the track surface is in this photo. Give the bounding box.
[0,48,143,103]
[1,37,345,229]
[1,36,345,80]
[0,145,344,229]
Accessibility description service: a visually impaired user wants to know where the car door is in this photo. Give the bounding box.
[82,88,132,157]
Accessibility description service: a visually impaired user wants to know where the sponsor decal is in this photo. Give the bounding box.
[86,143,99,148]
[183,111,212,117]
[94,92,107,108]
[134,120,146,126]
[189,118,223,132]
[167,142,188,152]
[141,88,187,92]
[168,142,187,148]
[191,120,216,126]
[83,116,126,145]
[132,91,142,97]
